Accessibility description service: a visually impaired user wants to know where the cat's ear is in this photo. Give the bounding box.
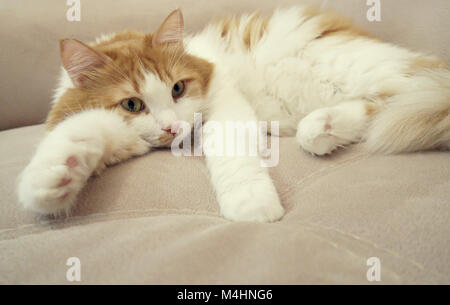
[152,9,184,46]
[60,39,107,88]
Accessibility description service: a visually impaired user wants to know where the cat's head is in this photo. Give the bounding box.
[47,9,213,147]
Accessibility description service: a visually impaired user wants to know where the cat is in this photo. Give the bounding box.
[17,7,450,222]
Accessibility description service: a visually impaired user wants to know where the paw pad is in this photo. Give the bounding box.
[58,178,72,187]
[60,192,70,200]
[66,156,78,168]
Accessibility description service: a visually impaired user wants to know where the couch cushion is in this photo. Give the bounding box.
[0,125,448,283]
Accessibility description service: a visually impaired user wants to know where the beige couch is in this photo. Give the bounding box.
[0,0,449,284]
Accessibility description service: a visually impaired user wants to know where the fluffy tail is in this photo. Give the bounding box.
[365,69,450,153]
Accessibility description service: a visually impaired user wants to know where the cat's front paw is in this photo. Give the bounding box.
[218,182,285,222]
[17,155,90,215]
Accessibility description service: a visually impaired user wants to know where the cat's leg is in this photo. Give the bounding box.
[17,109,150,215]
[204,89,284,222]
[296,101,377,155]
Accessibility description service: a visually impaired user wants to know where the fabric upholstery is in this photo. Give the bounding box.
[0,125,449,284]
[0,0,449,284]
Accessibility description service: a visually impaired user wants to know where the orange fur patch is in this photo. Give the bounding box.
[47,30,213,129]
[313,10,373,40]
[158,132,175,145]
[212,7,372,52]
[410,57,448,71]
[214,16,241,48]
[214,12,269,51]
[365,103,380,116]
[242,13,269,50]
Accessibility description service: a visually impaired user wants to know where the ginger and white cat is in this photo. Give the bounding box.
[17,7,450,222]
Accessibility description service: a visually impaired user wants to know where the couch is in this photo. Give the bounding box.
[0,0,449,284]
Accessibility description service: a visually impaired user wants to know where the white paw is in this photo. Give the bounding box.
[219,182,285,222]
[296,109,344,156]
[17,154,90,215]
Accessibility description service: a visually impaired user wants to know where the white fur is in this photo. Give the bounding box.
[19,7,449,221]
[51,68,73,105]
[297,101,370,155]
[183,7,449,220]
[17,109,154,215]
[186,7,449,153]
[203,81,284,222]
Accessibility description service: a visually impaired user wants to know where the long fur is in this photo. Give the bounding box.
[17,7,450,220]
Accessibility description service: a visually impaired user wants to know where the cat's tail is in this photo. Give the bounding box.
[365,68,450,153]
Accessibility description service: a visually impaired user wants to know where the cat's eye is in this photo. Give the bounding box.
[120,97,145,113]
[172,80,185,100]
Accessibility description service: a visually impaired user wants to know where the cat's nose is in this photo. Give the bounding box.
[162,124,179,135]
[162,127,175,135]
